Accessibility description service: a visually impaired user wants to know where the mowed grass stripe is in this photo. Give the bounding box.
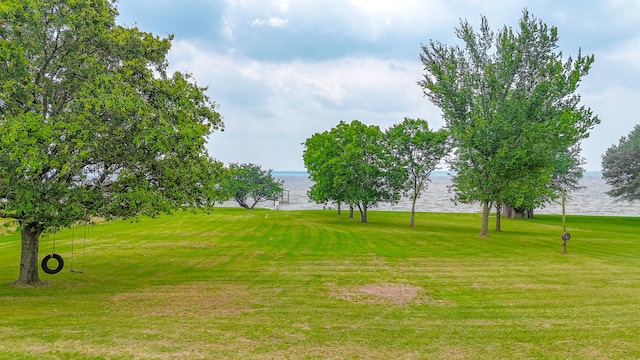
[1,208,639,359]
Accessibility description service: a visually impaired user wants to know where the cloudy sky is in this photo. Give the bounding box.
[116,0,640,171]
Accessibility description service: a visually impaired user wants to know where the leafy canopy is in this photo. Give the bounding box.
[0,0,224,284]
[385,118,449,227]
[419,9,599,235]
[0,0,224,228]
[220,163,283,210]
[303,120,406,223]
[601,125,640,202]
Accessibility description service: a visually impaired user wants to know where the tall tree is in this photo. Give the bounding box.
[220,163,283,210]
[303,120,403,223]
[419,9,599,237]
[386,118,448,227]
[601,124,640,202]
[302,128,350,213]
[0,0,224,285]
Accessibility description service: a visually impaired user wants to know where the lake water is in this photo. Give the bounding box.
[221,172,640,217]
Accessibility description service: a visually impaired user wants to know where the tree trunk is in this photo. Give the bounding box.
[349,205,354,219]
[360,205,368,223]
[409,194,417,228]
[235,196,250,209]
[495,204,502,232]
[503,205,513,219]
[16,221,44,285]
[479,201,490,237]
[337,202,341,215]
[512,208,534,218]
[249,198,259,209]
[355,202,368,223]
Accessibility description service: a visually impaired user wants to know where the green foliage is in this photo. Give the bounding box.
[602,124,640,202]
[419,9,599,236]
[2,210,640,358]
[0,0,224,283]
[302,126,347,206]
[303,120,404,222]
[220,163,283,209]
[550,145,586,195]
[386,118,449,226]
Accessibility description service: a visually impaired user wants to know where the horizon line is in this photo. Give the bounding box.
[273,170,604,174]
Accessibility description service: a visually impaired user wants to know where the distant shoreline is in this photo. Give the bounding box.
[273,170,604,176]
[272,170,309,175]
[263,170,634,216]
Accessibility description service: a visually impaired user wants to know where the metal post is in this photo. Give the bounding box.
[562,188,566,234]
[561,188,569,253]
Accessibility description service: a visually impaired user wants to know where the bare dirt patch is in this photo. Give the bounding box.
[107,282,251,318]
[329,283,429,306]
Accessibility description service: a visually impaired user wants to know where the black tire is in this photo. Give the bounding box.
[562,232,571,241]
[41,253,64,274]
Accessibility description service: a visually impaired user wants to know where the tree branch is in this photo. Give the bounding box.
[1,212,23,220]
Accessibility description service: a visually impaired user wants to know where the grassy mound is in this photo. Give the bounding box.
[1,208,639,359]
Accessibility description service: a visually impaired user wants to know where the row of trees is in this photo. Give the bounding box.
[304,9,600,236]
[303,118,448,227]
[420,9,600,236]
[3,1,631,285]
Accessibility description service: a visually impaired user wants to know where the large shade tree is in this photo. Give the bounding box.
[0,0,224,285]
[419,9,599,237]
[601,124,640,202]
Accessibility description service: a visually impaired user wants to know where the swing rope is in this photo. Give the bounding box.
[70,226,76,266]
[80,221,87,271]
[70,221,87,273]
[50,232,56,255]
[70,226,75,256]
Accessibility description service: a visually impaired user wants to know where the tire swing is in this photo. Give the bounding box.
[42,233,64,275]
[42,253,64,274]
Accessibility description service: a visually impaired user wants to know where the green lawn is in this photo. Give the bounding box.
[1,208,639,359]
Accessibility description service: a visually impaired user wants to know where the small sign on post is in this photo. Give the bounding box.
[561,232,571,254]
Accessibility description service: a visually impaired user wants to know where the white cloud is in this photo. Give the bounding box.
[170,41,428,111]
[167,40,442,169]
[223,0,454,41]
[251,17,289,27]
[581,84,640,170]
[119,0,640,170]
[272,0,289,13]
[347,0,447,24]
